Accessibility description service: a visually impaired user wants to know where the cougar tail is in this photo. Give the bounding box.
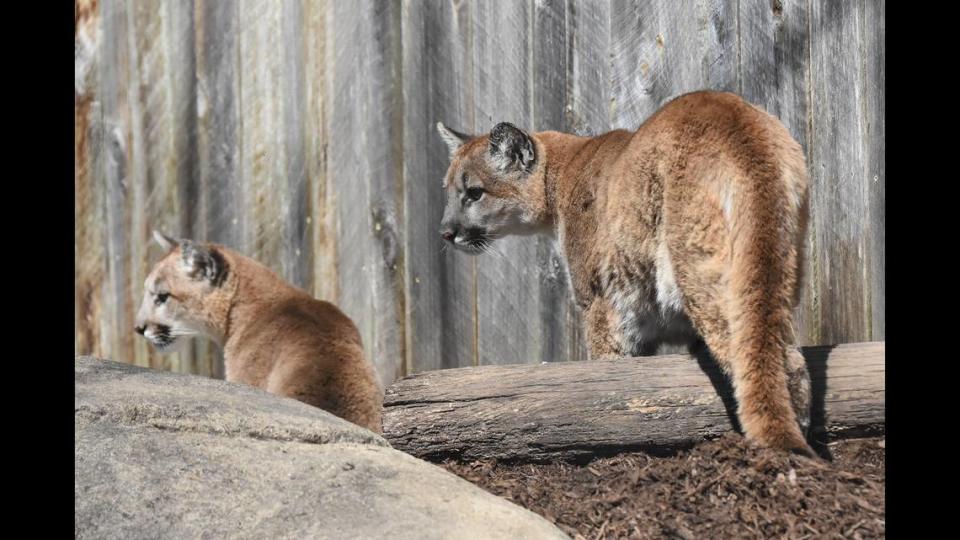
[727,137,813,457]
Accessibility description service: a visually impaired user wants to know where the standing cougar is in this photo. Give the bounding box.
[436,90,814,456]
[134,231,383,434]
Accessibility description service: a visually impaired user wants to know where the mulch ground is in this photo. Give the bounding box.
[440,434,884,539]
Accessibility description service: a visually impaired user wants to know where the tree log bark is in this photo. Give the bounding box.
[383,342,884,462]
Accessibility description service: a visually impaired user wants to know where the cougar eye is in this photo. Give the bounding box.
[155,292,170,306]
[465,187,484,202]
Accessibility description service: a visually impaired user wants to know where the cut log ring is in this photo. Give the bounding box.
[382,342,884,463]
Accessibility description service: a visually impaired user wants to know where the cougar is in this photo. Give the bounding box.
[436,90,813,455]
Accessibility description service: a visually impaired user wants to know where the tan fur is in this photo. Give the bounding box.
[437,91,814,456]
[134,235,383,434]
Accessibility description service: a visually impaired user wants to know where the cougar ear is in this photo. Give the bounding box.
[488,122,536,173]
[436,121,471,157]
[152,230,179,252]
[180,240,228,286]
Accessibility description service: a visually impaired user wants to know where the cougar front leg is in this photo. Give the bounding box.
[583,297,623,360]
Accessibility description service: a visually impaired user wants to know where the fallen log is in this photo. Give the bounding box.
[383,342,884,462]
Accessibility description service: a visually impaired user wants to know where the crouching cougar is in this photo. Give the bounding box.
[134,231,384,434]
[436,90,814,456]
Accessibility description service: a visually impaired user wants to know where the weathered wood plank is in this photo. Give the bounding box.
[566,0,612,135]
[326,0,406,388]
[532,0,568,132]
[302,0,338,306]
[237,0,286,268]
[472,1,545,366]
[532,0,588,364]
[808,0,875,343]
[863,0,884,340]
[608,0,738,130]
[383,342,885,462]
[75,0,107,359]
[703,0,740,93]
[278,0,311,291]
[195,0,241,251]
[738,0,814,343]
[401,0,478,373]
[233,0,317,300]
[99,0,136,369]
[167,0,204,376]
[739,0,810,143]
[194,0,242,379]
[123,0,203,374]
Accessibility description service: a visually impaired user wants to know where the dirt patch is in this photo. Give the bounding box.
[440,434,884,539]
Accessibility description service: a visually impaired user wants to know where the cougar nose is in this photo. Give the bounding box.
[440,227,456,243]
[134,324,146,336]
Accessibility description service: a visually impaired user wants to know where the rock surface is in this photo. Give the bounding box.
[75,357,568,540]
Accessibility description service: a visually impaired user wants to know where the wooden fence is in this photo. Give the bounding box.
[75,0,885,389]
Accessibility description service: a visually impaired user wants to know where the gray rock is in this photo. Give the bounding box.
[75,357,569,540]
[75,356,386,447]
